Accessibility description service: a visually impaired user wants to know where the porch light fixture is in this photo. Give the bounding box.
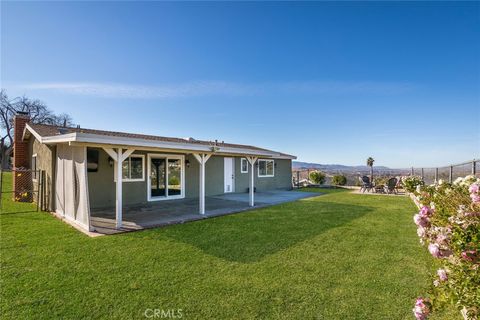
[185,160,190,168]
[108,156,114,167]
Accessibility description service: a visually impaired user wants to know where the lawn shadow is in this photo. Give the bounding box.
[0,210,39,215]
[157,200,374,263]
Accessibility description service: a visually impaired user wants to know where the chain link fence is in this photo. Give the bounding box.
[0,169,45,213]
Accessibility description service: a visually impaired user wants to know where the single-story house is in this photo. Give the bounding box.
[12,112,296,232]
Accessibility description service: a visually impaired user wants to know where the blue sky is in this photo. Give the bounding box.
[1,1,479,168]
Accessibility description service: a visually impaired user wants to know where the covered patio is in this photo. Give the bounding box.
[90,190,319,235]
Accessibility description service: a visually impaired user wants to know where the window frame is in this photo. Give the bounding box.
[257,159,275,178]
[147,154,185,201]
[240,158,249,173]
[114,154,145,182]
[32,153,38,181]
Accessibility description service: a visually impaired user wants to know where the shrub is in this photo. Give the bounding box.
[169,176,180,185]
[411,175,480,320]
[403,175,424,193]
[373,176,388,186]
[309,171,326,185]
[332,175,347,186]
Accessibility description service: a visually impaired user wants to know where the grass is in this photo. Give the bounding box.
[0,172,457,319]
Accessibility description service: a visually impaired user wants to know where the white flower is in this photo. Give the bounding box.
[438,179,444,185]
[454,177,464,185]
[416,185,422,193]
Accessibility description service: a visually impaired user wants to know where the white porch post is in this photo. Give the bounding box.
[247,157,258,207]
[103,147,135,229]
[116,148,123,228]
[193,153,211,215]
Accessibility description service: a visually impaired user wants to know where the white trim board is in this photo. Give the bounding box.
[146,153,185,202]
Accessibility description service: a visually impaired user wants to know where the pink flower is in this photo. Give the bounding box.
[465,212,480,217]
[428,243,441,258]
[437,269,448,281]
[417,227,426,238]
[469,183,479,194]
[436,233,448,245]
[461,250,478,262]
[414,214,430,227]
[470,194,480,203]
[413,297,430,320]
[420,206,434,217]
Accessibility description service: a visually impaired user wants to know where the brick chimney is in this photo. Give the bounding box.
[13,112,31,201]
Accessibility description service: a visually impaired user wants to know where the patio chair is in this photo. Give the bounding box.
[384,177,398,194]
[360,176,374,193]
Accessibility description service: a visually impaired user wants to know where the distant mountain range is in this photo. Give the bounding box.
[292,161,403,172]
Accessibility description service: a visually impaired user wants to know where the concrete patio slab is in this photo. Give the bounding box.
[90,190,319,235]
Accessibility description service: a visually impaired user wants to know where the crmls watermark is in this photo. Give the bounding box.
[144,309,183,319]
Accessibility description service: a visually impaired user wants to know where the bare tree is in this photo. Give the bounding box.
[0,89,74,169]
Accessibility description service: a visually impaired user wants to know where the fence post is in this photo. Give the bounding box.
[449,166,453,183]
[421,168,424,181]
[411,167,414,175]
[435,168,438,183]
[296,171,300,189]
[472,160,476,175]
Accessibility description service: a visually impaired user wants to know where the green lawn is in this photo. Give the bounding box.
[0,173,456,319]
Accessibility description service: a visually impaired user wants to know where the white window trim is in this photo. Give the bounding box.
[32,153,38,181]
[147,154,185,202]
[240,158,248,173]
[114,154,145,182]
[257,159,275,178]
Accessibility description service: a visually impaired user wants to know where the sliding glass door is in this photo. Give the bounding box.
[148,154,184,201]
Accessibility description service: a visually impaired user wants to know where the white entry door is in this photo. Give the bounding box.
[224,157,234,193]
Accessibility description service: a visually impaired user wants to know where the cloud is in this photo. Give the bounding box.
[12,80,415,99]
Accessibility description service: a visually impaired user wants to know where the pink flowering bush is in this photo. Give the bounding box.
[411,175,479,319]
[413,297,431,320]
[403,175,425,193]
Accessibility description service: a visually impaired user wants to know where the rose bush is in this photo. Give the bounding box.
[411,175,479,320]
[403,175,425,193]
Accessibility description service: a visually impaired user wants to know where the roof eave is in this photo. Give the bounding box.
[60,132,284,158]
[26,124,297,159]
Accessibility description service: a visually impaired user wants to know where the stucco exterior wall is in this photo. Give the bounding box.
[87,148,293,209]
[234,158,292,192]
[29,137,56,211]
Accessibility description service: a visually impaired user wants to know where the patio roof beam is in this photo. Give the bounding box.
[246,157,258,206]
[193,153,212,215]
[102,147,135,229]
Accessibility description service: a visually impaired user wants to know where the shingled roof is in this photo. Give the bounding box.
[25,123,295,159]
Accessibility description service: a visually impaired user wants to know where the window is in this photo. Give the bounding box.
[115,155,145,182]
[32,154,37,180]
[87,149,99,172]
[241,158,248,173]
[148,154,185,201]
[258,159,274,177]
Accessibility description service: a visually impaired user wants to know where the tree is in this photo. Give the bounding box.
[332,174,347,186]
[0,90,74,169]
[309,171,326,185]
[366,157,375,182]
